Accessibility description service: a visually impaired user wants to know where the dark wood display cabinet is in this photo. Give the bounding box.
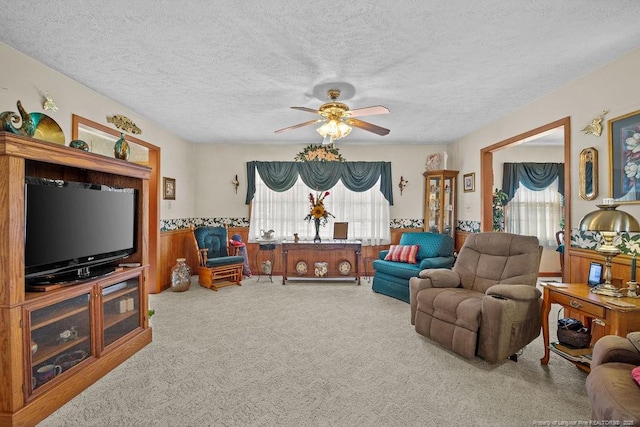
[0,132,152,427]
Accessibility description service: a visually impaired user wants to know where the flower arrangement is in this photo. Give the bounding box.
[294,144,345,162]
[304,191,334,226]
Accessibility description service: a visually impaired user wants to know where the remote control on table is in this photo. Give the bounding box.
[119,263,141,268]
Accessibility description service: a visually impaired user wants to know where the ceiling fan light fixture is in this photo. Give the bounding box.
[316,118,351,141]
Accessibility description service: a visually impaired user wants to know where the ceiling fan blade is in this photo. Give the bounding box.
[291,106,321,114]
[274,119,324,134]
[346,118,390,136]
[347,105,390,118]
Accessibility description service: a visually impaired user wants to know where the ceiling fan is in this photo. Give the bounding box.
[274,89,390,145]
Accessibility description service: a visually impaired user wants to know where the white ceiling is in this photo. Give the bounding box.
[1,1,639,146]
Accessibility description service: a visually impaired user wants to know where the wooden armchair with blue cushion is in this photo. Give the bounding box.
[190,225,245,291]
[372,232,455,303]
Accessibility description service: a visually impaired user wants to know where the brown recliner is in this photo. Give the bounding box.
[409,232,542,363]
[586,333,640,423]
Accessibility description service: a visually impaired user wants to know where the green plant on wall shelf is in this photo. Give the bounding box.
[492,188,508,232]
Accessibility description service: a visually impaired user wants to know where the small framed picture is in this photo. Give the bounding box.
[463,172,475,193]
[163,177,176,200]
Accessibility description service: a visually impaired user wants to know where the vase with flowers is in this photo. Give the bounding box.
[304,191,334,243]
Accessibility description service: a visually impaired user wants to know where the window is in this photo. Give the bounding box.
[504,178,562,247]
[249,174,390,245]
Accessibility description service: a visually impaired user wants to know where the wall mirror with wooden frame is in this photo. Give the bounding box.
[72,114,163,293]
[579,147,598,201]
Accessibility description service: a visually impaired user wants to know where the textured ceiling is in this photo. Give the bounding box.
[1,1,639,146]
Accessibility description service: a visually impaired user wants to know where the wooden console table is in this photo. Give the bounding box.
[281,240,362,285]
[541,282,640,371]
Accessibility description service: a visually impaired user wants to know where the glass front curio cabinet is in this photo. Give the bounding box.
[423,170,459,239]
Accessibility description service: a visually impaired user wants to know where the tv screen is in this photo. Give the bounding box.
[25,177,137,283]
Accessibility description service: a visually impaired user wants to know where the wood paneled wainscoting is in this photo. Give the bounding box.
[158,227,425,291]
[568,247,637,285]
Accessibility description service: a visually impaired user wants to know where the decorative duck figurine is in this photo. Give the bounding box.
[0,100,36,136]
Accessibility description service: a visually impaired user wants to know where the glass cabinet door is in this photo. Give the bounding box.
[427,176,441,233]
[100,277,141,351]
[424,170,458,239]
[27,290,92,396]
[443,175,455,237]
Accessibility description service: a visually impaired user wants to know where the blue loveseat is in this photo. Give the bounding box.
[372,232,455,303]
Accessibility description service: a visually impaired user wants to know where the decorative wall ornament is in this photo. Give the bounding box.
[581,110,608,136]
[294,144,345,162]
[398,176,408,195]
[42,91,59,112]
[0,100,35,136]
[107,114,142,135]
[232,175,240,194]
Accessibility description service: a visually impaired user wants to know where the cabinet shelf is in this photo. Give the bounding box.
[103,287,137,303]
[103,310,138,330]
[31,304,89,331]
[32,336,90,366]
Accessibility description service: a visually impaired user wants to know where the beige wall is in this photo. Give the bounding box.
[450,46,640,231]
[6,38,640,237]
[192,143,447,219]
[0,42,195,221]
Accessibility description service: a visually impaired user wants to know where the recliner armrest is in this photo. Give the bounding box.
[486,284,541,301]
[591,335,640,368]
[378,250,389,260]
[417,268,460,288]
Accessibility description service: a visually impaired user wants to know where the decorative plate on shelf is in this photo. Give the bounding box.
[338,260,352,275]
[295,260,308,275]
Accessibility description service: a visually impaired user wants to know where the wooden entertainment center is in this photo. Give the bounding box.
[0,133,152,426]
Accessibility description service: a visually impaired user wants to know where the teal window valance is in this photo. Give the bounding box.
[502,162,564,203]
[245,161,394,205]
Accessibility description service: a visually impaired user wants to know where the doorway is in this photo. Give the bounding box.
[480,117,571,279]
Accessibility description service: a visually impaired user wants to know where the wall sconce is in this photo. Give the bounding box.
[232,174,239,194]
[398,176,408,195]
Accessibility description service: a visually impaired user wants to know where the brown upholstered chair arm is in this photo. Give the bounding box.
[486,284,541,301]
[591,334,640,368]
[417,268,460,288]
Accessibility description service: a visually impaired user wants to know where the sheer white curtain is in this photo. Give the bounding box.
[504,178,562,247]
[249,174,390,245]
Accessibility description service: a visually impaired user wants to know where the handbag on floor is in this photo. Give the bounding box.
[557,315,591,348]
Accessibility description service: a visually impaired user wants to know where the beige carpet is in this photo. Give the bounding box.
[39,277,590,426]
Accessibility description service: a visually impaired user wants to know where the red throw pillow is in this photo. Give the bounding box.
[384,245,419,264]
[632,366,640,386]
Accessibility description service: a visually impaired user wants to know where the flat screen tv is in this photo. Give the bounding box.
[24,177,137,285]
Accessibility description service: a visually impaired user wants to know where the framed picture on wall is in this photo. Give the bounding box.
[609,109,640,203]
[463,172,475,192]
[163,177,176,200]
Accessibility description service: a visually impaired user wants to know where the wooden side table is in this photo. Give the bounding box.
[281,240,361,285]
[541,282,640,371]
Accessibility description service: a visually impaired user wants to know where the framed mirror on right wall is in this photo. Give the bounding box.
[579,147,598,201]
